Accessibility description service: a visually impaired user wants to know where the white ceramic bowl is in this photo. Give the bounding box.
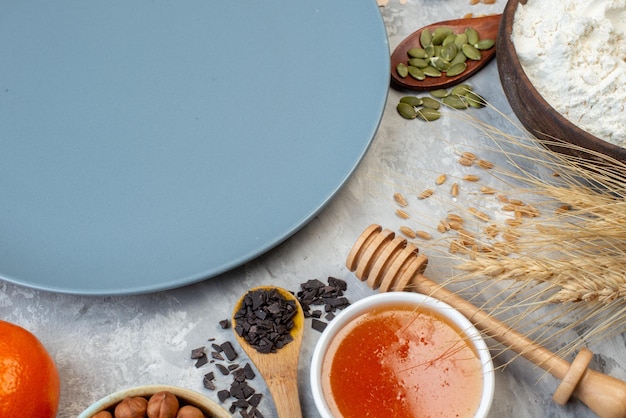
[311,292,495,418]
[78,385,231,418]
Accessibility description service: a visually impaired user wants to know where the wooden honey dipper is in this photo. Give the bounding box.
[346,224,626,418]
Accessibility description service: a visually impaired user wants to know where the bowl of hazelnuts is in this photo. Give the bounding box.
[78,385,231,418]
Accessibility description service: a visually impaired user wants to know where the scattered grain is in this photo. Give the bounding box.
[484,224,500,238]
[480,186,497,194]
[451,182,459,197]
[437,222,449,233]
[463,174,480,182]
[435,174,447,185]
[448,221,464,231]
[497,194,509,203]
[416,230,433,240]
[447,213,465,223]
[468,207,490,222]
[517,205,540,217]
[395,209,410,219]
[419,188,434,199]
[502,229,520,243]
[461,151,478,161]
[458,157,474,167]
[505,218,522,227]
[477,159,494,169]
[394,192,408,207]
[400,226,417,239]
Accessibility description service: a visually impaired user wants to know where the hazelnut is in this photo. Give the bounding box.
[114,396,148,418]
[175,405,204,418]
[91,411,113,418]
[147,391,179,418]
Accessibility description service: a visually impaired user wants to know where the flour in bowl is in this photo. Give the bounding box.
[512,0,626,148]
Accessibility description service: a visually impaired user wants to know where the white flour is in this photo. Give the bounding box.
[512,0,626,148]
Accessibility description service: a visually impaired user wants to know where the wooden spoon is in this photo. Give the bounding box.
[232,286,304,418]
[390,14,501,91]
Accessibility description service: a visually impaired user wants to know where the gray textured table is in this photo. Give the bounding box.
[2,1,625,417]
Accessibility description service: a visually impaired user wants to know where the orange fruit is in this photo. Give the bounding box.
[0,320,60,418]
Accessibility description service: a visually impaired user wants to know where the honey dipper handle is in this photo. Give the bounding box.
[412,274,626,418]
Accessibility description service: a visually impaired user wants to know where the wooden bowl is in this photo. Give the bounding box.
[497,0,626,164]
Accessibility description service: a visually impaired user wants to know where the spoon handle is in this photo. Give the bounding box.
[265,371,303,418]
[251,343,303,418]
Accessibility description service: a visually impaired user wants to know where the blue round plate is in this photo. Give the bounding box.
[0,0,389,295]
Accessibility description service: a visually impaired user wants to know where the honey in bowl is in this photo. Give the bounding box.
[311,292,494,418]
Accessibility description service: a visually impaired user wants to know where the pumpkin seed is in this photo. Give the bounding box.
[397,102,418,119]
[462,43,482,61]
[464,91,486,108]
[442,94,469,109]
[446,62,467,77]
[450,51,468,66]
[440,43,458,61]
[430,57,451,72]
[421,96,441,109]
[396,62,408,78]
[430,89,449,98]
[442,34,457,47]
[422,66,442,77]
[399,96,423,107]
[474,39,495,50]
[407,47,428,59]
[416,107,441,121]
[420,29,432,48]
[451,84,473,96]
[432,27,454,45]
[425,45,435,58]
[454,33,468,48]
[465,27,480,45]
[407,66,425,80]
[408,58,429,68]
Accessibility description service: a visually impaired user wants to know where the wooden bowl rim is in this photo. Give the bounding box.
[77,385,232,418]
[497,0,626,163]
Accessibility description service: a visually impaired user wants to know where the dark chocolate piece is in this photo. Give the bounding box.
[216,363,230,376]
[218,389,230,403]
[194,354,209,368]
[221,341,238,361]
[190,346,206,359]
[312,318,327,332]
